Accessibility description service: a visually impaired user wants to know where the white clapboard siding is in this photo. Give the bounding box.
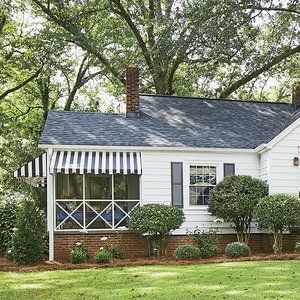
[259,150,269,182]
[268,123,300,195]
[141,150,259,234]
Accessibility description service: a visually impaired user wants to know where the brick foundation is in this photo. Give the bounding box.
[54,232,300,262]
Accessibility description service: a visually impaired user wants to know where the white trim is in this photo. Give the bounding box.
[39,144,255,154]
[257,117,300,152]
[46,148,54,261]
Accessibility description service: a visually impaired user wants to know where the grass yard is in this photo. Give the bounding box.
[0,260,299,300]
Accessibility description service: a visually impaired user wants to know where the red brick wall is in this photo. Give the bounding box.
[54,232,299,262]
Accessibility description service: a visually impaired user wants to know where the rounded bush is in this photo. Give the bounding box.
[174,245,201,260]
[208,175,268,243]
[130,204,185,256]
[70,242,88,264]
[105,244,123,259]
[255,194,300,254]
[94,250,110,264]
[225,242,250,258]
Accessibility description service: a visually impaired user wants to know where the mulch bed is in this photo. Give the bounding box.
[0,253,300,272]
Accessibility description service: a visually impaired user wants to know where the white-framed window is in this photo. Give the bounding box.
[54,173,140,231]
[189,165,217,206]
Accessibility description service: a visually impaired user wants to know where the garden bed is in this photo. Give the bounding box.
[0,253,299,272]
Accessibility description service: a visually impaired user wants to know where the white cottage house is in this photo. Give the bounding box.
[14,65,300,261]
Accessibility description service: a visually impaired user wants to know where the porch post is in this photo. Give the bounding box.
[46,148,54,261]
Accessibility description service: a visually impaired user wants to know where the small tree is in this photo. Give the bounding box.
[10,199,46,264]
[130,204,184,257]
[255,194,300,254]
[208,175,268,244]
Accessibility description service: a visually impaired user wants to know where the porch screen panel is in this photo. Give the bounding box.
[50,151,142,175]
[171,162,183,208]
[223,163,235,177]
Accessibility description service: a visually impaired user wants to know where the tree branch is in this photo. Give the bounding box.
[248,6,300,16]
[219,44,300,98]
[110,0,154,70]
[31,0,125,85]
[0,67,42,101]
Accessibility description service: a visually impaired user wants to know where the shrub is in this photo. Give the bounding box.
[193,230,219,258]
[70,242,88,264]
[208,175,268,244]
[174,245,201,260]
[225,242,250,258]
[130,204,184,257]
[94,250,110,264]
[10,199,46,264]
[295,242,300,253]
[104,244,123,259]
[255,194,300,254]
[0,192,23,252]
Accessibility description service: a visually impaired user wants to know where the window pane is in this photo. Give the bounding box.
[189,165,217,206]
[85,201,112,229]
[56,201,83,229]
[114,201,139,228]
[85,174,112,199]
[114,175,140,200]
[55,174,83,199]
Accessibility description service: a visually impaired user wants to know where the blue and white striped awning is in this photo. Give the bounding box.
[50,151,142,175]
[13,153,47,187]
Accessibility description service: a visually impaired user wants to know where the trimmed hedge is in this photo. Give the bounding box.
[174,245,201,260]
[225,242,250,258]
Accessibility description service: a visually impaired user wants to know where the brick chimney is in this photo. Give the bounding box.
[292,85,300,108]
[126,64,140,117]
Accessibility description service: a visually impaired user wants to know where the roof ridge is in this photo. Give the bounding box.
[140,93,292,106]
[48,110,121,116]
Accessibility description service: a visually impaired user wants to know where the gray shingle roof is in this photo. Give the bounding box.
[39,94,298,149]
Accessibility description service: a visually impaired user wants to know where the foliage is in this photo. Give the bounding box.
[225,242,250,258]
[174,245,201,260]
[192,230,219,258]
[0,191,24,252]
[104,243,123,259]
[94,250,111,264]
[10,199,46,264]
[70,242,88,264]
[130,204,184,257]
[255,194,300,254]
[295,242,300,253]
[208,175,268,244]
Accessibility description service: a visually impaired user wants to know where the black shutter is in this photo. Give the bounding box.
[171,162,183,208]
[224,163,235,177]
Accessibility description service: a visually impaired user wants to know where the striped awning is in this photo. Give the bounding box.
[13,153,47,187]
[50,151,142,175]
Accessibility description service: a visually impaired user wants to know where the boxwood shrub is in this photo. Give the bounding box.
[174,245,201,260]
[225,242,250,258]
[94,250,110,264]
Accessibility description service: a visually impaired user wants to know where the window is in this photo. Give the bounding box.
[55,174,140,231]
[189,166,216,205]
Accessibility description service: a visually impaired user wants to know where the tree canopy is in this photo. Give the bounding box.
[1,0,300,191]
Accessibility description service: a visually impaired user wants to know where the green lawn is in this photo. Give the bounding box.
[0,261,299,299]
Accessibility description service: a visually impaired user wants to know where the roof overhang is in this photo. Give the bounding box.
[39,144,257,154]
